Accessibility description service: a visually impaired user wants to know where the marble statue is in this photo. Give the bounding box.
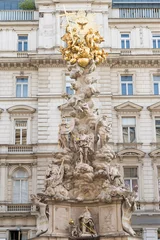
[31,10,138,240]
[45,160,69,200]
[96,115,112,148]
[75,128,91,164]
[78,207,97,236]
[122,193,137,236]
[31,194,48,236]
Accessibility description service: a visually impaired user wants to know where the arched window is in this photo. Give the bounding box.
[12,168,28,203]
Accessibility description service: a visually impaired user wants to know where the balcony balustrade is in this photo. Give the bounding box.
[120,8,160,18]
[0,203,36,213]
[0,10,37,21]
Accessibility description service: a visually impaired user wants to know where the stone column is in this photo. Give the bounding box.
[143,228,158,240]
[0,160,8,201]
[55,11,60,47]
[103,10,109,48]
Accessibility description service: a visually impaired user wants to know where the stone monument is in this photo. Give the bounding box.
[31,10,141,240]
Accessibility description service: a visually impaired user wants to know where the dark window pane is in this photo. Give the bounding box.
[123,127,128,143]
[24,42,28,51]
[18,36,28,40]
[128,83,133,95]
[66,86,74,95]
[16,85,21,97]
[23,84,28,98]
[126,40,130,49]
[121,34,129,38]
[158,40,160,49]
[121,76,132,82]
[132,179,138,192]
[124,179,131,190]
[154,83,159,95]
[124,168,137,178]
[156,127,160,142]
[130,127,136,143]
[122,83,126,95]
[153,40,156,48]
[121,40,125,49]
[18,42,22,52]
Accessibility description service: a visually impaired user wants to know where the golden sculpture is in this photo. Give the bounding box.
[60,10,108,68]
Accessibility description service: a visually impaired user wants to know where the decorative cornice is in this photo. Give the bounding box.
[117,148,145,163]
[7,105,36,115]
[114,101,143,113]
[149,148,160,158]
[0,55,159,69]
[147,101,160,113]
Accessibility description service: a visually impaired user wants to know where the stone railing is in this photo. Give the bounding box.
[0,203,36,213]
[0,10,38,21]
[8,145,33,153]
[119,8,160,18]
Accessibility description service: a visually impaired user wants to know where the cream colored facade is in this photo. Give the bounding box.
[0,0,160,239]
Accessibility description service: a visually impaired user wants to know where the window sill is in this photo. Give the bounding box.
[116,142,143,150]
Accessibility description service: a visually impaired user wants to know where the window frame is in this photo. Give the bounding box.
[121,75,133,96]
[18,35,28,52]
[11,117,31,145]
[124,167,138,191]
[155,117,160,143]
[153,75,160,95]
[14,119,28,145]
[152,34,160,49]
[12,168,29,204]
[123,165,140,200]
[16,77,28,98]
[122,117,136,143]
[121,33,130,49]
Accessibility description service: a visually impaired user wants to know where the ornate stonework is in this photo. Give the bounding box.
[31,10,138,239]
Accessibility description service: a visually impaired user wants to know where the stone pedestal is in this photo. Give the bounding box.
[30,199,142,240]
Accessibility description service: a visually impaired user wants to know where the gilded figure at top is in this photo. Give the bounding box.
[60,10,108,68]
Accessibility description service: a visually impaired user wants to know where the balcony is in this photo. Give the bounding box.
[0,203,36,213]
[119,8,160,18]
[0,10,38,21]
[8,145,33,153]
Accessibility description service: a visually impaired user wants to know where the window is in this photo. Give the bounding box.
[158,168,160,200]
[152,34,160,49]
[18,35,28,52]
[65,75,74,95]
[12,168,28,203]
[122,117,136,143]
[9,230,28,240]
[124,167,138,194]
[121,75,133,95]
[16,78,28,98]
[155,118,160,142]
[121,34,130,49]
[15,120,27,145]
[153,76,160,95]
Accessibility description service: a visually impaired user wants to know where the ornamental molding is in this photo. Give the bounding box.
[114,101,143,114]
[149,148,160,159]
[147,101,160,114]
[8,165,32,178]
[0,56,159,69]
[117,148,145,162]
[7,105,36,116]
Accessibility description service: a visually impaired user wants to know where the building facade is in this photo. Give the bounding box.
[0,0,160,239]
